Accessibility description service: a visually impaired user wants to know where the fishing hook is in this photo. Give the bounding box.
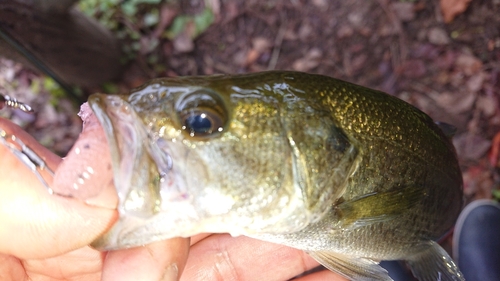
[0,93,34,114]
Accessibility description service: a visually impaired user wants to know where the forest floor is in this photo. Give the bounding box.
[1,0,500,204]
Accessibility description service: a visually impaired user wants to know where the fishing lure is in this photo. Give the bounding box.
[0,93,57,194]
[0,128,55,193]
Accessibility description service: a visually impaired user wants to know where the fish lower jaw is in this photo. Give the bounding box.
[108,193,323,250]
[195,198,322,237]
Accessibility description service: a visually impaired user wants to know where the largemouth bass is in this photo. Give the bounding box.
[88,71,464,280]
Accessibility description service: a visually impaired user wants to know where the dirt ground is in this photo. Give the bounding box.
[1,0,500,203]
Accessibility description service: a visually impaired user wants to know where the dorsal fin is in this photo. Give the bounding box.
[435,122,457,138]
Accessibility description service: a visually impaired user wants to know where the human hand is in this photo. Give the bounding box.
[183,233,346,280]
[0,117,190,281]
[0,117,346,281]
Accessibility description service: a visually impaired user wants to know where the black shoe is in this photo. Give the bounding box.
[453,199,500,281]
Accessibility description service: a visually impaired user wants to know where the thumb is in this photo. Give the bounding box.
[0,117,117,259]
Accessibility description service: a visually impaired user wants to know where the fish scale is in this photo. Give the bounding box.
[88,71,464,280]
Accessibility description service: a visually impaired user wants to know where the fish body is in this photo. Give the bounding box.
[89,71,464,280]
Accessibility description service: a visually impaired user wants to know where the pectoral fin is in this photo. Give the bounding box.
[308,251,392,281]
[336,184,424,228]
[406,241,465,281]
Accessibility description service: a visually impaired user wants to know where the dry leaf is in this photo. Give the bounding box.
[243,37,273,66]
[312,0,328,8]
[337,25,354,39]
[400,59,426,78]
[292,48,323,72]
[428,27,450,45]
[173,31,194,53]
[440,0,472,23]
[455,53,483,76]
[434,91,476,114]
[252,37,272,53]
[391,2,415,22]
[453,133,491,161]
[466,72,486,92]
[298,22,313,41]
[476,95,497,117]
[206,0,221,18]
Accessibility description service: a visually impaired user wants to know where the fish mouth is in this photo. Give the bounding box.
[88,94,175,250]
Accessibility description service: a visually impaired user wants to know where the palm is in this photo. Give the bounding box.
[0,248,103,281]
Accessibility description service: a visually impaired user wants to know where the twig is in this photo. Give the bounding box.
[267,14,287,70]
[375,0,408,70]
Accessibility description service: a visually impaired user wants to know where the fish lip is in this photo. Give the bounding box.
[88,93,174,250]
[88,94,142,206]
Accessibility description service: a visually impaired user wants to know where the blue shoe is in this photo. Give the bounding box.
[453,199,500,281]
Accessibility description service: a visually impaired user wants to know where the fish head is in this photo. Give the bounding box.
[88,75,359,250]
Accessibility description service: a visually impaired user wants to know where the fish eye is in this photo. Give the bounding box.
[176,90,227,138]
[181,108,224,137]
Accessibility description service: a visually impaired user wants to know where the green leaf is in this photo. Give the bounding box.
[101,82,119,94]
[493,189,500,202]
[193,8,214,37]
[165,15,189,39]
[122,2,138,16]
[164,7,214,39]
[144,9,160,26]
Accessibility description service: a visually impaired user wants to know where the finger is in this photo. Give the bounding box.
[181,234,323,281]
[102,238,190,281]
[0,117,61,170]
[0,254,27,281]
[22,246,104,281]
[0,143,118,258]
[190,233,211,245]
[0,118,117,259]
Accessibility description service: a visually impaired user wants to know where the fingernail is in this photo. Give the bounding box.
[161,263,178,281]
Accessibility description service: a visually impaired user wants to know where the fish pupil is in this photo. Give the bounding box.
[186,113,212,134]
